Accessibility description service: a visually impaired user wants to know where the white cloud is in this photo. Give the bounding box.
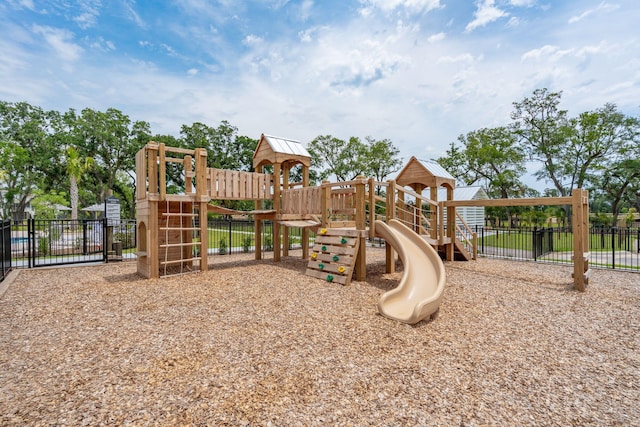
[359,0,442,14]
[72,0,102,29]
[521,45,572,62]
[437,53,475,64]
[569,2,620,24]
[32,25,83,62]
[509,0,536,6]
[428,32,445,43]
[7,0,35,10]
[243,34,264,46]
[465,0,508,33]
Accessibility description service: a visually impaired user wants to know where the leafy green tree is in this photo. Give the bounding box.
[74,107,150,204]
[437,141,470,185]
[511,88,572,195]
[65,146,95,221]
[363,136,402,193]
[0,101,59,220]
[308,135,373,182]
[180,120,256,171]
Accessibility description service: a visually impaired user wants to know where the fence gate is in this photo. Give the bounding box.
[26,218,108,268]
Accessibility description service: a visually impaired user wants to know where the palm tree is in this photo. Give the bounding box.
[65,146,94,221]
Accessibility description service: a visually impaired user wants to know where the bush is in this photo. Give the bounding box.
[242,236,252,253]
[218,237,227,255]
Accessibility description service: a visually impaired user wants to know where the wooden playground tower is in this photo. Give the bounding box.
[135,137,591,291]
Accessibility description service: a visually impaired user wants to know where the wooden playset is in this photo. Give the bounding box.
[135,134,591,291]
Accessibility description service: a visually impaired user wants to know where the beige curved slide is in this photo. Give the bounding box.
[375,219,446,324]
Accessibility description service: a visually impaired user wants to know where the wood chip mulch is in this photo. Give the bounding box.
[0,248,638,426]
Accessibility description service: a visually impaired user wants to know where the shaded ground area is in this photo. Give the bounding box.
[0,249,638,426]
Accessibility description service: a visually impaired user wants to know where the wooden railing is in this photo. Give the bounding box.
[281,186,322,216]
[207,168,272,200]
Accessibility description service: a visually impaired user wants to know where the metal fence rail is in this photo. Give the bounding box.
[476,225,640,272]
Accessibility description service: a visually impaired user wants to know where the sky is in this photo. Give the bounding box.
[1,0,639,187]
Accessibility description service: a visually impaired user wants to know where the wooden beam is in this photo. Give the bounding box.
[443,196,572,208]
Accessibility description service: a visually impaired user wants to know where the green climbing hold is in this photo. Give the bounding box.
[321,245,327,252]
[318,263,325,270]
[333,255,339,262]
[326,275,334,282]
[341,238,347,244]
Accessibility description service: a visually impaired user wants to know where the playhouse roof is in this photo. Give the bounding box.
[253,134,311,169]
[395,156,456,190]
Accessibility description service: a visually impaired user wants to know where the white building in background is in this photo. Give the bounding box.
[438,186,489,230]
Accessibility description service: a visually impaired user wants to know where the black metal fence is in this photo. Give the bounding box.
[476,225,640,272]
[5,218,638,273]
[206,219,316,255]
[1,219,11,282]
[8,218,137,268]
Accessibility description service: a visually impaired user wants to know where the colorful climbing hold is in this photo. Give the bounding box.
[341,238,347,244]
[318,263,325,270]
[338,266,346,273]
[333,255,339,262]
[311,253,317,260]
[326,275,334,282]
[320,228,327,234]
[321,245,327,252]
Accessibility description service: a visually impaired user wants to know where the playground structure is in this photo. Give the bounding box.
[135,135,591,322]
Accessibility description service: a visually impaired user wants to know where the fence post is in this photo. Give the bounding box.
[611,227,616,270]
[533,226,538,261]
[228,219,232,256]
[28,218,33,269]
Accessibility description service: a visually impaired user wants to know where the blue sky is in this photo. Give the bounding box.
[1,0,639,182]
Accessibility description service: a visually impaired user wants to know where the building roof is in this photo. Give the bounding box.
[395,156,456,190]
[253,133,311,169]
[438,186,489,201]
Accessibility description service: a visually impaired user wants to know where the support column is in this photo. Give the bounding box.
[385,180,396,274]
[273,162,281,262]
[354,176,367,281]
[301,165,310,260]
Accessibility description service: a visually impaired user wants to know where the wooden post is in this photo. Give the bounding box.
[199,200,208,272]
[282,165,290,257]
[321,180,331,228]
[354,176,367,281]
[159,143,166,201]
[414,183,424,233]
[429,186,438,241]
[572,189,589,291]
[301,165,310,260]
[385,180,396,274]
[255,200,262,260]
[446,187,455,261]
[273,162,281,262]
[147,143,158,195]
[368,177,376,239]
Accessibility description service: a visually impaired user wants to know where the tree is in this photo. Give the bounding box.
[308,135,363,182]
[362,136,402,194]
[0,101,59,220]
[436,141,470,185]
[65,146,94,221]
[180,120,256,171]
[511,88,572,195]
[74,107,150,201]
